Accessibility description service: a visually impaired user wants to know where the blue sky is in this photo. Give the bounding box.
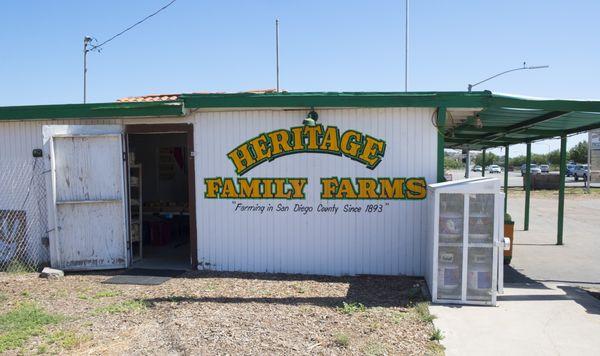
[1,0,598,155]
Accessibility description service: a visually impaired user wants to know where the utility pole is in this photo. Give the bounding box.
[275,19,280,92]
[83,36,92,103]
[404,0,409,92]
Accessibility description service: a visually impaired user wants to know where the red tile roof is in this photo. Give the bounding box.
[117,89,278,103]
[117,94,180,103]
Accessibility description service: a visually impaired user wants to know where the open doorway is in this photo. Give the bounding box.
[126,124,196,270]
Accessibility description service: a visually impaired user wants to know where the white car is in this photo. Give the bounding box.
[573,164,589,181]
[488,165,502,174]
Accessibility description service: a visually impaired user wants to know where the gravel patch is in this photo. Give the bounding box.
[0,271,442,355]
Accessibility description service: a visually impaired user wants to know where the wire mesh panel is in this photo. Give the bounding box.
[0,158,48,272]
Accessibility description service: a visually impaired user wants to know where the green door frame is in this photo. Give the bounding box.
[437,107,447,182]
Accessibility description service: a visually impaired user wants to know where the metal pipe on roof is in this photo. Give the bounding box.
[275,19,280,93]
[404,0,409,92]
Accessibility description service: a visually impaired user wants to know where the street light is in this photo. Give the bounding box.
[468,62,549,92]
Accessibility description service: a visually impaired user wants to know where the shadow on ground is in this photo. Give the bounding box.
[503,265,548,289]
[70,269,427,309]
[558,286,600,316]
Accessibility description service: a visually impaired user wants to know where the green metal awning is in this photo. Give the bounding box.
[1,91,600,143]
[445,93,600,150]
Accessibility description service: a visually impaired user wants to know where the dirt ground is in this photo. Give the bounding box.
[0,271,443,355]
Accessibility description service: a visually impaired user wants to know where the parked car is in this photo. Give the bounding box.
[566,163,576,177]
[520,164,542,176]
[540,164,550,173]
[488,165,502,174]
[573,164,589,181]
[472,165,482,172]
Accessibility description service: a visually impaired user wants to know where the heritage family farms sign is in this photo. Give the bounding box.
[204,124,427,200]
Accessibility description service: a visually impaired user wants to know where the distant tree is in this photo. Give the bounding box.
[510,155,526,167]
[475,152,499,167]
[569,141,588,163]
[531,153,547,165]
[444,156,463,169]
[546,149,561,165]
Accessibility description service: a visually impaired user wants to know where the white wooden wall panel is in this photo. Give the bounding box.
[193,108,437,276]
[55,202,125,268]
[0,119,121,264]
[54,136,123,202]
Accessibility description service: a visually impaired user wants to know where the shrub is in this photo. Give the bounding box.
[430,328,444,341]
[336,302,366,315]
[333,333,349,347]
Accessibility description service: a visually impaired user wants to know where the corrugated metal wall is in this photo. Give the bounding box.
[193,108,437,276]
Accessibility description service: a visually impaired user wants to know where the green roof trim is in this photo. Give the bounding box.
[0,101,184,121]
[180,91,492,109]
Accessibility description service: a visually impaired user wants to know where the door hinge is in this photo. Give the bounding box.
[190,151,196,157]
[123,152,127,162]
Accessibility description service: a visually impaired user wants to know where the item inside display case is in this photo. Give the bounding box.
[439,194,464,244]
[467,248,493,301]
[437,248,462,299]
[469,194,494,243]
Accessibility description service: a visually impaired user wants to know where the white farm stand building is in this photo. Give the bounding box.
[1,91,600,276]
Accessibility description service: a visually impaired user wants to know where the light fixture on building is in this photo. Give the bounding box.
[303,107,319,126]
[474,114,483,128]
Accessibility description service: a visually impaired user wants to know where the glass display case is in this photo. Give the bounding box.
[426,178,505,306]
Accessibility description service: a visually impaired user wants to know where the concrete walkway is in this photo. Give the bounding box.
[430,194,600,355]
[430,283,600,356]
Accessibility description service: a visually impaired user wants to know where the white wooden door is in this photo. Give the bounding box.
[43,125,128,270]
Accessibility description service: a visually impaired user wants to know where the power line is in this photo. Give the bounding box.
[88,0,177,52]
[83,0,177,102]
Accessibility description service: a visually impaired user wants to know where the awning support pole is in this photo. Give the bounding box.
[465,150,470,178]
[504,145,509,214]
[436,107,447,182]
[557,134,567,245]
[524,142,532,231]
[482,149,486,177]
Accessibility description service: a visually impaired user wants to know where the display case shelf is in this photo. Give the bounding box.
[129,164,142,262]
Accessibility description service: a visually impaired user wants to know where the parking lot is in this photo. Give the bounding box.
[447,169,599,188]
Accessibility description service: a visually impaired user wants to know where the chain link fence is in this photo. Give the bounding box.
[0,159,49,272]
